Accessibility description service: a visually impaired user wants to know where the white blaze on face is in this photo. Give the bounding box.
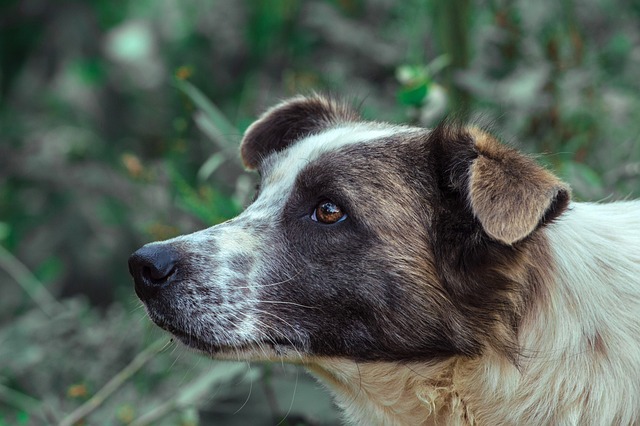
[216,124,414,345]
[242,123,416,223]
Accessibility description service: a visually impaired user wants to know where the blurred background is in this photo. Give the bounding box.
[1,0,639,424]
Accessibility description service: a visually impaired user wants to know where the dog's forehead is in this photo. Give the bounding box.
[262,123,415,187]
[239,123,420,224]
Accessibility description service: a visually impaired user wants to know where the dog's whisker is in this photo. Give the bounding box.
[276,367,299,426]
[233,363,254,414]
[129,302,147,314]
[247,316,306,361]
[250,309,307,347]
[253,300,319,309]
[234,269,304,289]
[258,324,305,361]
[166,343,184,371]
[221,310,297,360]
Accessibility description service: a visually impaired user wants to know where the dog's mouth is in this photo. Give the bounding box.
[151,317,302,359]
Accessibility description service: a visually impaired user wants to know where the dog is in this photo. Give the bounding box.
[129,95,640,425]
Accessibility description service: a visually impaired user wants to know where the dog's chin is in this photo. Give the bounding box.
[157,321,222,353]
[148,315,304,361]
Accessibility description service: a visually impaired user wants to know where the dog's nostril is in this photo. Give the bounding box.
[128,244,180,300]
[143,264,176,284]
[142,265,153,280]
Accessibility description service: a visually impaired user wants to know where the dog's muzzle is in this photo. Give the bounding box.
[128,244,180,301]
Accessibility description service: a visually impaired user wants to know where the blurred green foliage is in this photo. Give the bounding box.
[1,0,639,424]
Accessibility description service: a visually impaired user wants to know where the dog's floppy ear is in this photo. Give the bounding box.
[433,125,570,245]
[467,128,570,244]
[240,95,359,170]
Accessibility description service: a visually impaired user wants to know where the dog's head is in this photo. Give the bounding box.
[129,95,569,363]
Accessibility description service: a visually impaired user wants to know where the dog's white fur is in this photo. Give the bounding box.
[310,201,640,425]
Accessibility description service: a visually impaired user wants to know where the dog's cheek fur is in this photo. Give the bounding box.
[253,139,481,361]
[254,218,393,359]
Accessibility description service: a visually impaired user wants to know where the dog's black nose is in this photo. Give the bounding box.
[128,244,179,300]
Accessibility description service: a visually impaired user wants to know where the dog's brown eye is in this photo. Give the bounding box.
[312,201,346,224]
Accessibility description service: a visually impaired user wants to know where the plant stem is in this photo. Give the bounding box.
[432,0,472,115]
[0,383,43,419]
[58,338,169,426]
[130,362,248,426]
[0,244,63,317]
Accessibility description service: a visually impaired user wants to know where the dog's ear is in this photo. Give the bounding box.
[240,95,359,170]
[467,128,570,244]
[432,125,570,245]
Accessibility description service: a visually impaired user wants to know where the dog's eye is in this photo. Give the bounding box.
[311,201,346,224]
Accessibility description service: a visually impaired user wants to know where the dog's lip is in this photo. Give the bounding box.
[153,319,224,352]
[152,318,294,355]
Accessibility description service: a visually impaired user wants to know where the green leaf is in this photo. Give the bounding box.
[174,79,238,150]
[397,82,429,107]
[197,153,226,183]
[169,167,240,225]
[0,222,10,241]
[395,64,434,107]
[34,256,63,284]
[69,58,106,86]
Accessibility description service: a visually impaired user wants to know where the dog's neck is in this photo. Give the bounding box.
[307,357,475,426]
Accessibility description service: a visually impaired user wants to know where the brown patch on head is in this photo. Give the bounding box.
[270,135,474,360]
[466,128,570,244]
[240,94,360,170]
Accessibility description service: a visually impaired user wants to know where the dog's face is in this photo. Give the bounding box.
[129,96,569,363]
